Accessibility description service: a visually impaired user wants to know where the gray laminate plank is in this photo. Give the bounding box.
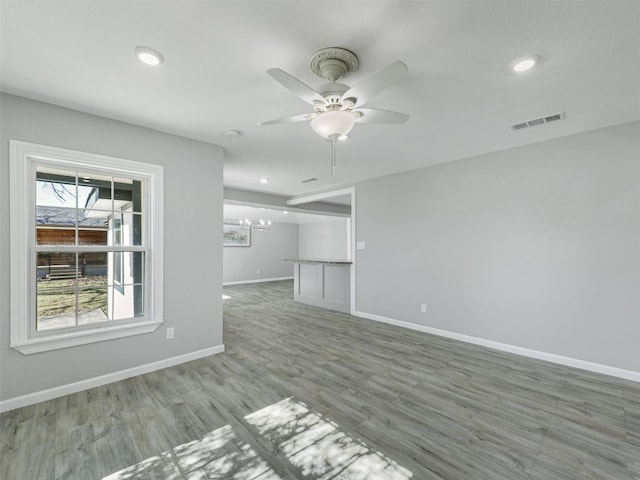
[3,414,55,479]
[54,422,101,480]
[528,424,634,480]
[93,410,148,478]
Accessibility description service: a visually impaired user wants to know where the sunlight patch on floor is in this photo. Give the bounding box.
[245,397,413,479]
[103,397,411,479]
[103,424,276,479]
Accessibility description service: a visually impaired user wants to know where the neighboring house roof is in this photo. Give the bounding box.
[36,206,108,228]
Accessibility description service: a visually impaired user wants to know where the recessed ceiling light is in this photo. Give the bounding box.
[512,55,539,72]
[225,130,241,137]
[135,46,164,66]
[259,178,270,184]
[283,211,288,214]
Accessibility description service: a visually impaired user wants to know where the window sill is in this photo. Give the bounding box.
[11,319,163,354]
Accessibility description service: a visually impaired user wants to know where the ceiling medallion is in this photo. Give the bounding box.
[309,47,359,82]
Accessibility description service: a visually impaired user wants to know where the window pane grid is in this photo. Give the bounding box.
[33,164,146,333]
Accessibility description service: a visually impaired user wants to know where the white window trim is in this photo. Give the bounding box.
[10,140,164,354]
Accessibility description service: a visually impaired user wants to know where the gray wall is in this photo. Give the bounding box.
[298,219,350,261]
[223,221,297,283]
[0,94,224,400]
[355,121,640,372]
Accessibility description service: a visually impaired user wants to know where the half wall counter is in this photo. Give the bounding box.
[283,259,352,313]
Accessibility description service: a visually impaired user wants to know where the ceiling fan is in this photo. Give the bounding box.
[258,47,409,179]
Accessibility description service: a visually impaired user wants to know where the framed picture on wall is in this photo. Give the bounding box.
[223,223,250,247]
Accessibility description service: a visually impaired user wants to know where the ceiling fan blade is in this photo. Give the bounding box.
[267,68,326,105]
[354,108,409,124]
[341,61,408,108]
[258,113,315,126]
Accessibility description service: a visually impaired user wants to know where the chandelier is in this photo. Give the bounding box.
[239,219,272,231]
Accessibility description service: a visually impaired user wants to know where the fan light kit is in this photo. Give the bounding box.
[259,47,409,180]
[310,110,356,139]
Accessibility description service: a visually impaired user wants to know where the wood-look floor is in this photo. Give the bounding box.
[2,280,639,479]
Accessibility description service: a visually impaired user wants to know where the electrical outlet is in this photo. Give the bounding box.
[421,304,427,313]
[166,327,175,339]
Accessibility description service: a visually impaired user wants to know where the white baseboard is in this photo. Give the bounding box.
[224,276,293,286]
[0,344,225,413]
[353,310,640,383]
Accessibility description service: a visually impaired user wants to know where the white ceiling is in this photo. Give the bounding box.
[2,1,639,198]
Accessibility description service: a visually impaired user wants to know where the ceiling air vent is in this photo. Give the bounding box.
[301,177,318,183]
[544,113,565,123]
[511,112,566,131]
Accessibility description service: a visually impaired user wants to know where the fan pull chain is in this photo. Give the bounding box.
[329,137,337,181]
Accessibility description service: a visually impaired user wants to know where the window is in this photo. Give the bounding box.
[10,140,164,354]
